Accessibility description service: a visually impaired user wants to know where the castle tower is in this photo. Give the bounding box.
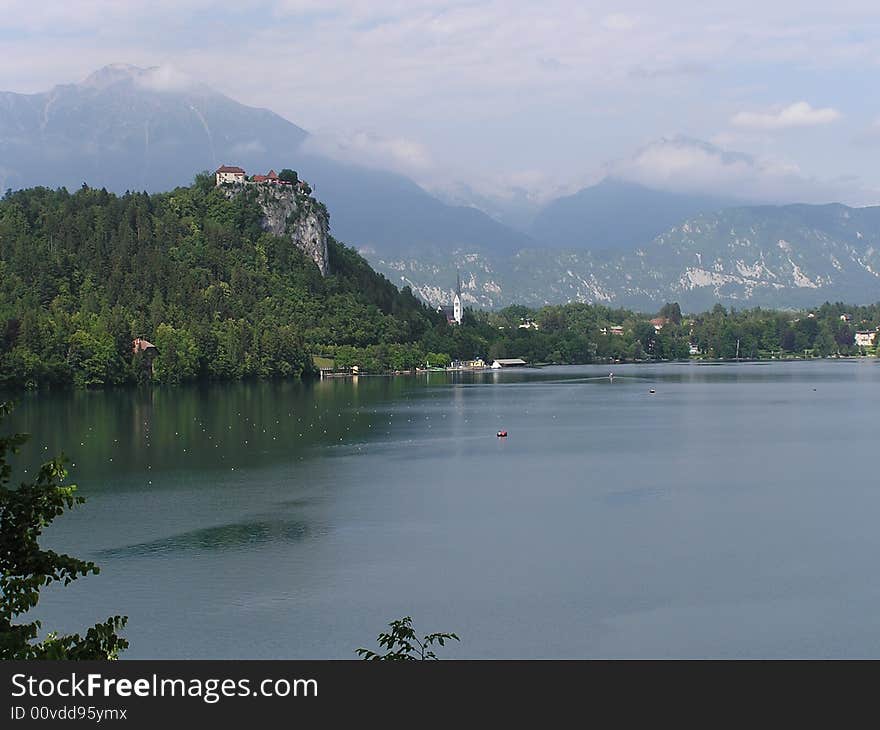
[453,272,462,324]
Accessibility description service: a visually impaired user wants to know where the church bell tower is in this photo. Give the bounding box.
[453,272,462,324]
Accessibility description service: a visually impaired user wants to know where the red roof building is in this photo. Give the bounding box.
[253,169,279,183]
[650,317,669,331]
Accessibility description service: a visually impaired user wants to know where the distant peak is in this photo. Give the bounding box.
[593,176,646,190]
[80,63,145,89]
[79,64,207,94]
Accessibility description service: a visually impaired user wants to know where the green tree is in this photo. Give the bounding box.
[356,616,459,660]
[488,340,508,361]
[67,326,118,387]
[426,352,450,367]
[153,323,199,384]
[658,302,683,325]
[278,169,299,184]
[0,403,128,659]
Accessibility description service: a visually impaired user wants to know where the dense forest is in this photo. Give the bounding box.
[0,175,436,388]
[1,177,880,391]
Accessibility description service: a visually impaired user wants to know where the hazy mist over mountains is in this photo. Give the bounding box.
[3,64,880,311]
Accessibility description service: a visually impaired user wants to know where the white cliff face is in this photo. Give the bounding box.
[367,204,880,311]
[287,211,329,276]
[223,182,330,275]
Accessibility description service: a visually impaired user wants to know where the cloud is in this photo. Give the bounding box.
[0,1,878,208]
[601,13,637,31]
[609,136,873,204]
[77,63,206,95]
[731,101,841,130]
[135,65,199,92]
[628,62,708,79]
[301,130,433,176]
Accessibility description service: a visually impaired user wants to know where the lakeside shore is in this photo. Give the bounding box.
[317,352,874,378]
[3,353,875,393]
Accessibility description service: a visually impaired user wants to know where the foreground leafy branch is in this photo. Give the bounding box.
[357,616,459,660]
[0,402,128,659]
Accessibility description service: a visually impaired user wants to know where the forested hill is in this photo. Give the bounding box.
[0,174,439,388]
[3,175,880,391]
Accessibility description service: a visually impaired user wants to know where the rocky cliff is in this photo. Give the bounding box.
[223,181,330,275]
[370,203,880,311]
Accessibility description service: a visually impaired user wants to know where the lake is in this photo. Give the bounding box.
[6,360,880,658]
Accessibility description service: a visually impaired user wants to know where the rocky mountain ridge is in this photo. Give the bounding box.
[373,203,880,312]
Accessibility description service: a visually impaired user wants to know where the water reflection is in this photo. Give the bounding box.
[98,519,310,558]
[7,361,880,659]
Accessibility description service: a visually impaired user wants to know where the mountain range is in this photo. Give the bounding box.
[381,202,880,312]
[3,64,880,311]
[0,64,527,258]
[528,178,735,251]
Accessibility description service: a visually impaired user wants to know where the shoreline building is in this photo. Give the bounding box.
[491,358,527,369]
[132,337,158,377]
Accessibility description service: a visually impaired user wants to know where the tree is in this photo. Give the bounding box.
[153,323,199,383]
[658,302,682,325]
[278,169,299,184]
[633,321,656,357]
[356,616,459,660]
[0,403,128,659]
[426,352,450,367]
[67,325,119,387]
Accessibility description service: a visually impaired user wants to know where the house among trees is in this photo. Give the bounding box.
[650,317,669,331]
[855,330,877,348]
[215,165,246,185]
[252,169,295,185]
[252,169,278,183]
[132,337,158,376]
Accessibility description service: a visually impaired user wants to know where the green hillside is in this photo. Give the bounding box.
[3,176,880,391]
[0,175,437,388]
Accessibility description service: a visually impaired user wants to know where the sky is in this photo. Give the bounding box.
[3,0,880,208]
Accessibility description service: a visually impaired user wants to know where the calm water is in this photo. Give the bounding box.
[7,361,880,658]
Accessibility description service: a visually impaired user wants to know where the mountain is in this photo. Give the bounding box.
[5,65,880,312]
[296,157,533,257]
[0,64,309,193]
[372,202,880,311]
[0,64,529,257]
[427,179,545,232]
[528,178,733,250]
